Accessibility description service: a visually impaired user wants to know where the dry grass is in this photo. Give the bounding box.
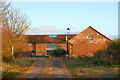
[56,57,119,78]
[2,58,34,78]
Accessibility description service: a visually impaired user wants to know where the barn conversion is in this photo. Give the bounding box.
[25,26,111,57]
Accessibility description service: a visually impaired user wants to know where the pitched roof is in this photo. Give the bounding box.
[26,26,111,43]
[87,26,111,41]
[70,26,111,42]
[26,34,76,43]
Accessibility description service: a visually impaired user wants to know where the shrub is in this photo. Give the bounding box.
[94,39,120,65]
[2,56,14,63]
[50,48,66,57]
[107,39,120,62]
[94,50,111,65]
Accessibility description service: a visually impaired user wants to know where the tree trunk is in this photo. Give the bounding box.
[12,46,14,60]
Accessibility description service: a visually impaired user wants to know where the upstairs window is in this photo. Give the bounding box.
[29,43,32,46]
[87,36,93,40]
[49,35,57,38]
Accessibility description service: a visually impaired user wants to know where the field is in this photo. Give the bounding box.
[2,58,34,78]
[56,57,119,78]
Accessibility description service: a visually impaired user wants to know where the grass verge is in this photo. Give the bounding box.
[2,57,34,78]
[56,57,119,78]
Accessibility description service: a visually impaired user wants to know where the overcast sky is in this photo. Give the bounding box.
[9,0,118,40]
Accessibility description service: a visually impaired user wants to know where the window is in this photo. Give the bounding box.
[47,43,57,48]
[96,34,99,36]
[87,36,93,40]
[47,43,57,55]
[29,43,32,46]
[49,35,57,38]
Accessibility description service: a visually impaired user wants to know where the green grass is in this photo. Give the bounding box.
[56,57,119,78]
[2,58,34,78]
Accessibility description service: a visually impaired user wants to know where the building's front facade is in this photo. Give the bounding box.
[26,26,111,57]
[26,34,76,56]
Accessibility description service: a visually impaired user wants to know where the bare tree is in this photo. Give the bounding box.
[0,1,10,59]
[0,1,30,60]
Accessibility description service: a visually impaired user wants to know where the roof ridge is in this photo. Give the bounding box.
[88,26,111,41]
[69,26,111,41]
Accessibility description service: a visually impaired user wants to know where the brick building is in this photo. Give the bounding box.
[26,26,111,57]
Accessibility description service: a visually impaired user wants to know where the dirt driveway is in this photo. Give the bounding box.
[17,58,72,78]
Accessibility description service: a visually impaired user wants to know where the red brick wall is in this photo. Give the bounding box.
[36,43,47,55]
[57,43,67,51]
[26,27,111,57]
[22,43,33,52]
[35,43,67,56]
[69,27,111,57]
[69,44,73,57]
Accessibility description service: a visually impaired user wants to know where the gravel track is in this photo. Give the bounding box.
[16,58,72,78]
